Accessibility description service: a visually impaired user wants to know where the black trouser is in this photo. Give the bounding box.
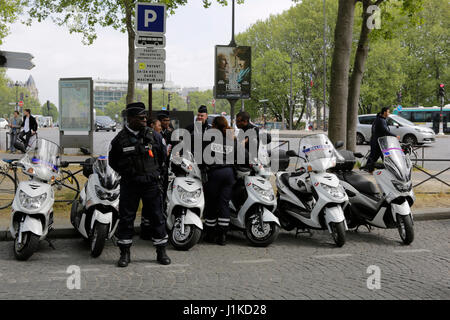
[366,138,381,170]
[18,131,32,148]
[117,179,167,247]
[204,167,236,230]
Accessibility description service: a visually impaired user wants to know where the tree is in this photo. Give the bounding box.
[23,0,245,105]
[0,0,23,44]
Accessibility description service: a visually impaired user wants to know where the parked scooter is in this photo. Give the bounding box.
[275,134,349,247]
[70,155,120,257]
[166,151,204,250]
[331,136,415,244]
[9,138,69,260]
[229,153,280,247]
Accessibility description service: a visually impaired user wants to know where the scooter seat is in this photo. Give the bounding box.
[343,171,378,196]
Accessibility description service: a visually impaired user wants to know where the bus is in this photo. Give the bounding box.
[392,106,450,133]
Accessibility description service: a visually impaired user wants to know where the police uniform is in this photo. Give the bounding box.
[109,102,170,267]
[185,105,212,134]
[202,133,239,245]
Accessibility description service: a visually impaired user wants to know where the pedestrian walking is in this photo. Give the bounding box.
[9,111,22,153]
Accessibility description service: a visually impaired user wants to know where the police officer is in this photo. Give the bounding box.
[185,105,211,134]
[235,111,271,161]
[202,116,241,245]
[109,102,171,267]
[366,107,400,172]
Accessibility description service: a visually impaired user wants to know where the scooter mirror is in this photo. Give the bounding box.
[334,141,344,149]
[60,161,70,168]
[286,150,298,157]
[353,152,364,158]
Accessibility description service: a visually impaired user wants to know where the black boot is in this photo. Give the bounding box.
[203,226,216,243]
[216,228,227,246]
[117,244,131,268]
[156,245,171,265]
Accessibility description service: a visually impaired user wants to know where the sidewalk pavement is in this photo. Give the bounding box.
[0,207,449,241]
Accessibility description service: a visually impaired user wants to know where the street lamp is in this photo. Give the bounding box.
[14,81,19,112]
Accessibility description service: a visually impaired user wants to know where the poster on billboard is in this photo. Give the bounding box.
[214,45,251,100]
[59,78,92,131]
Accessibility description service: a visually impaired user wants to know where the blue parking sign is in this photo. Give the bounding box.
[135,3,166,34]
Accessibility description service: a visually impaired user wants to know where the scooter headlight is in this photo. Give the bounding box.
[177,186,201,204]
[19,190,47,210]
[252,184,275,202]
[391,180,412,192]
[95,185,119,201]
[321,184,346,199]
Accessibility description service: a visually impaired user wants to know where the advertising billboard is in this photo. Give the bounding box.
[58,78,92,131]
[214,45,251,100]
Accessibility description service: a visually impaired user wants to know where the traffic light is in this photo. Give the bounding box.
[168,93,171,102]
[20,92,24,100]
[47,100,50,113]
[439,84,445,98]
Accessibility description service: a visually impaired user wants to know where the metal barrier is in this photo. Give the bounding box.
[412,159,450,192]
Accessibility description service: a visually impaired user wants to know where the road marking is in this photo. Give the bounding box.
[393,249,431,253]
[50,267,102,274]
[232,259,275,264]
[312,254,353,259]
[145,263,190,268]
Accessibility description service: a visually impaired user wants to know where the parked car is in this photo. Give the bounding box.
[0,118,9,129]
[356,114,436,146]
[95,116,116,132]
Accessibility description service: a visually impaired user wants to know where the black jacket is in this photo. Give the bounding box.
[109,126,167,183]
[21,115,38,132]
[237,123,271,163]
[370,114,396,143]
[185,121,211,135]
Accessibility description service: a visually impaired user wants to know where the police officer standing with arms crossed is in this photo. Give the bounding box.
[109,102,171,267]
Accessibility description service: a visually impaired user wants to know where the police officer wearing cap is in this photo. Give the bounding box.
[109,102,171,267]
[185,105,211,134]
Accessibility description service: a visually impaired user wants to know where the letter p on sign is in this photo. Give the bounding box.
[145,10,157,26]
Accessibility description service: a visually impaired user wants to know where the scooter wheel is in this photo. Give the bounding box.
[397,214,414,245]
[245,218,280,247]
[169,224,202,251]
[330,221,346,247]
[13,232,40,261]
[90,223,109,258]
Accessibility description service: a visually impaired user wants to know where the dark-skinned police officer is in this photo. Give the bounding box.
[109,102,171,267]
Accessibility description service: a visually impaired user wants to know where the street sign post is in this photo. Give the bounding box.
[135,61,165,84]
[0,51,35,70]
[135,47,166,61]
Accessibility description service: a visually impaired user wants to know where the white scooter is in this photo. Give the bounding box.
[229,151,281,247]
[9,139,69,260]
[166,151,204,250]
[275,134,349,247]
[70,155,120,257]
[331,136,415,244]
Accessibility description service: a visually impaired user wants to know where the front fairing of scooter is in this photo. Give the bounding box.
[10,181,54,240]
[167,177,204,214]
[374,169,415,205]
[311,173,348,204]
[85,174,120,210]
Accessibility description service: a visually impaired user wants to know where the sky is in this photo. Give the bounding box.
[4,0,295,105]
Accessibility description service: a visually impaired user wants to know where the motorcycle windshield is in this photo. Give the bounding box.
[93,155,120,190]
[20,139,61,180]
[299,134,339,171]
[378,136,411,182]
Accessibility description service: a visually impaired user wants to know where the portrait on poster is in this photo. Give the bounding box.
[214,45,251,99]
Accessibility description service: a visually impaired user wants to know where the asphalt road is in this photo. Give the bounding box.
[0,219,448,300]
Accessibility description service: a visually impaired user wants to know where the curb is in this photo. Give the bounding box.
[1,210,450,241]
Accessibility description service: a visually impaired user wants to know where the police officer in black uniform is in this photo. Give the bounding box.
[202,116,242,245]
[185,105,211,134]
[235,111,271,161]
[109,102,171,267]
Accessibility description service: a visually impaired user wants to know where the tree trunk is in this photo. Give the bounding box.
[328,0,356,146]
[125,0,135,105]
[346,0,372,152]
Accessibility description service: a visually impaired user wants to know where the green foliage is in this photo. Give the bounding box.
[0,0,23,44]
